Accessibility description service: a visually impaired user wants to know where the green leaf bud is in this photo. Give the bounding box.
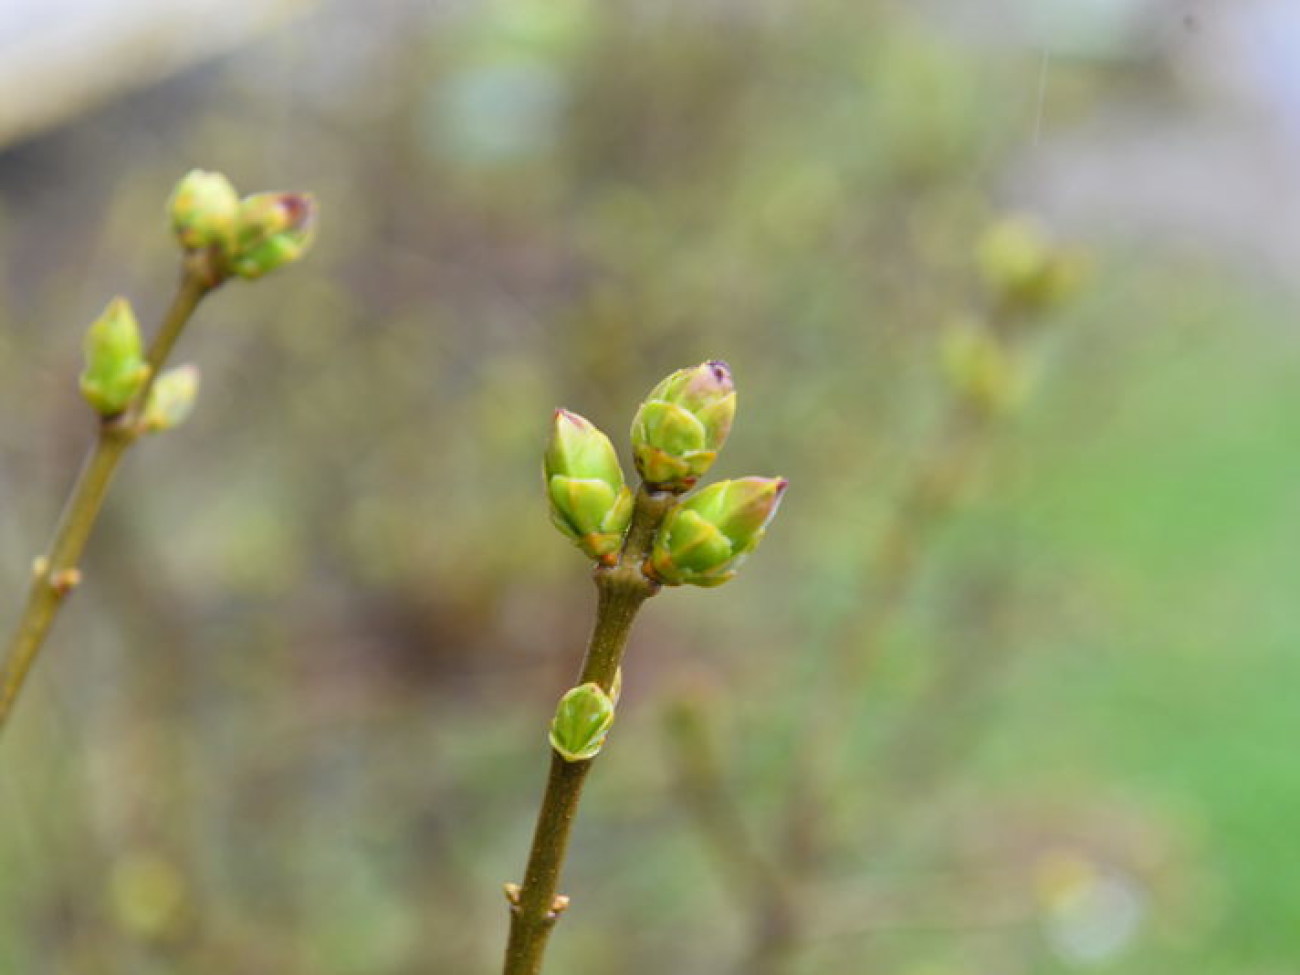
[79,297,150,416]
[976,216,1088,315]
[168,170,240,254]
[630,361,736,491]
[545,409,633,564]
[549,682,616,763]
[140,365,200,434]
[227,192,318,280]
[940,320,1026,416]
[648,476,787,587]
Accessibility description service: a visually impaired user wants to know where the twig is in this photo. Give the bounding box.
[0,270,213,733]
[502,486,675,975]
[663,697,799,975]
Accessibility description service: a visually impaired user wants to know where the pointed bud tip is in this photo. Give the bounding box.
[554,407,588,429]
[282,192,316,227]
[704,359,732,387]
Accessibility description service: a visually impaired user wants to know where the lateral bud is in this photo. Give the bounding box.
[140,365,200,434]
[647,476,787,587]
[549,683,616,763]
[939,320,1027,416]
[79,297,150,416]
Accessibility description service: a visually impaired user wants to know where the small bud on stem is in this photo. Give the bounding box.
[79,298,150,417]
[140,365,201,434]
[549,683,616,763]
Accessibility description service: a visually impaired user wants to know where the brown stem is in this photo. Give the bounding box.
[0,271,213,734]
[502,486,676,975]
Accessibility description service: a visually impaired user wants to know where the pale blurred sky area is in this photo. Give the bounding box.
[3,0,1300,274]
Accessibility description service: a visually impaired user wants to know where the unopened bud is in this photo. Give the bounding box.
[140,365,200,433]
[549,682,616,763]
[976,216,1087,314]
[168,170,240,254]
[79,298,150,416]
[630,361,736,492]
[940,321,1026,416]
[545,409,633,564]
[648,476,787,587]
[228,192,317,279]
[108,851,187,941]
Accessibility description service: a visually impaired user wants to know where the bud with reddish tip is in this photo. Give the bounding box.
[79,297,150,416]
[630,361,736,492]
[549,683,616,763]
[545,409,634,564]
[140,365,200,434]
[648,476,787,587]
[168,170,240,254]
[227,192,318,279]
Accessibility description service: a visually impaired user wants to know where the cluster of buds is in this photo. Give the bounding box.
[544,360,787,588]
[168,170,317,285]
[941,216,1089,415]
[543,361,785,763]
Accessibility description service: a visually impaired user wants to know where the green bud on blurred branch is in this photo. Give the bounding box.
[549,683,616,763]
[940,320,1026,416]
[976,216,1088,315]
[630,361,736,492]
[648,476,787,587]
[168,172,317,285]
[0,167,318,739]
[228,192,318,280]
[139,365,200,434]
[79,298,150,417]
[545,409,634,564]
[168,169,240,254]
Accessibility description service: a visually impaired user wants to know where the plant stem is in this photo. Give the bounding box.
[780,401,989,857]
[503,486,676,975]
[0,271,213,734]
[692,401,991,975]
[663,699,799,975]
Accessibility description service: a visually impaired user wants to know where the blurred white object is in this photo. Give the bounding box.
[1035,850,1147,966]
[0,0,313,148]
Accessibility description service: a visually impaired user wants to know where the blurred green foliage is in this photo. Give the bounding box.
[0,2,1296,974]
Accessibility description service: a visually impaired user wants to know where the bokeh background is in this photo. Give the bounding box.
[1,1,1298,973]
